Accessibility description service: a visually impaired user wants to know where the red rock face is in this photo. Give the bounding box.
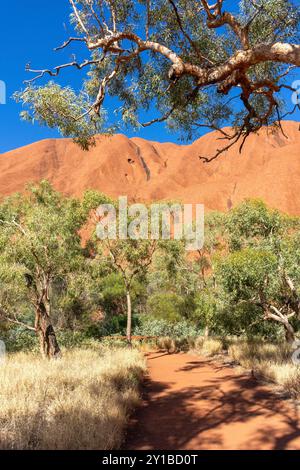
[0,121,299,214]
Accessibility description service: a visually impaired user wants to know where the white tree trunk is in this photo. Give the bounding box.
[126,290,132,345]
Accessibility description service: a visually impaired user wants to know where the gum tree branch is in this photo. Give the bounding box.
[70,0,90,36]
[24,58,104,84]
[22,0,300,159]
[0,311,36,332]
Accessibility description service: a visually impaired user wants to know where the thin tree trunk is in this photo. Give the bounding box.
[35,301,61,359]
[284,321,295,344]
[126,290,132,346]
[204,324,210,339]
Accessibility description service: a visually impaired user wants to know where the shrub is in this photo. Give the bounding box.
[194,336,205,350]
[146,293,184,323]
[1,328,38,353]
[277,367,300,398]
[1,329,100,354]
[174,336,192,352]
[86,314,142,339]
[56,330,97,349]
[157,337,176,353]
[228,340,293,367]
[134,317,201,339]
[194,337,223,357]
[228,341,260,368]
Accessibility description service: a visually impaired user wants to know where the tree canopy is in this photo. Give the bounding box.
[15,0,300,158]
[1,185,300,351]
[0,182,91,357]
[218,200,300,341]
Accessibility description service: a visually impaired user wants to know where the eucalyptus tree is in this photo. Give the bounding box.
[218,200,300,342]
[0,182,90,358]
[95,237,159,344]
[89,195,188,343]
[15,0,300,158]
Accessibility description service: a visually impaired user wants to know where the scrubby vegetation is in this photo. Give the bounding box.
[227,340,300,399]
[1,184,300,351]
[0,348,145,450]
[1,182,300,450]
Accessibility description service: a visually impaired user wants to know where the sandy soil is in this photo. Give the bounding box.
[125,351,300,450]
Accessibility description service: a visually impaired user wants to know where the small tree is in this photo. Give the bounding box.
[88,194,189,343]
[193,211,225,336]
[218,200,300,342]
[0,182,89,357]
[98,238,158,344]
[219,248,292,341]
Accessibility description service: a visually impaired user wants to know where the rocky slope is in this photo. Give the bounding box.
[1,121,299,214]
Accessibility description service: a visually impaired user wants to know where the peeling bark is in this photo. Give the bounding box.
[265,306,296,344]
[35,300,61,359]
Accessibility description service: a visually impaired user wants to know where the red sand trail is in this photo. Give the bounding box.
[125,352,300,450]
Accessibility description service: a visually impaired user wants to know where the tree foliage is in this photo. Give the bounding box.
[15,0,300,158]
[0,182,91,357]
[218,200,300,341]
[1,184,300,351]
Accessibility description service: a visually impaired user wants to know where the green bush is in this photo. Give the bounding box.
[147,293,184,323]
[85,314,142,338]
[56,330,99,349]
[1,328,38,353]
[134,316,202,339]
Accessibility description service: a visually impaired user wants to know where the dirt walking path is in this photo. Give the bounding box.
[125,351,300,450]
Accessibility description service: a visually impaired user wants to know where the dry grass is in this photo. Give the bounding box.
[0,348,146,450]
[194,337,224,357]
[156,337,176,353]
[228,340,300,398]
[155,336,224,356]
[155,336,193,353]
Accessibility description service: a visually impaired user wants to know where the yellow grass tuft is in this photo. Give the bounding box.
[156,337,176,353]
[194,337,223,357]
[0,348,146,450]
[228,340,300,398]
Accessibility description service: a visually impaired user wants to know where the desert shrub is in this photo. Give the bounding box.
[98,273,126,317]
[1,329,101,354]
[194,337,223,357]
[157,337,176,353]
[86,314,142,339]
[155,336,193,353]
[228,340,292,367]
[1,328,38,353]
[194,336,205,350]
[100,337,131,348]
[171,321,202,338]
[228,341,260,368]
[146,293,185,323]
[215,303,283,341]
[174,336,193,352]
[0,348,146,450]
[134,317,201,339]
[56,330,100,349]
[275,367,300,398]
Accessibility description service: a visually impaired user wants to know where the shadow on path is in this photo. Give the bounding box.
[125,353,300,450]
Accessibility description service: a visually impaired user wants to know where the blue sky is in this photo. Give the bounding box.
[0,0,299,154]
